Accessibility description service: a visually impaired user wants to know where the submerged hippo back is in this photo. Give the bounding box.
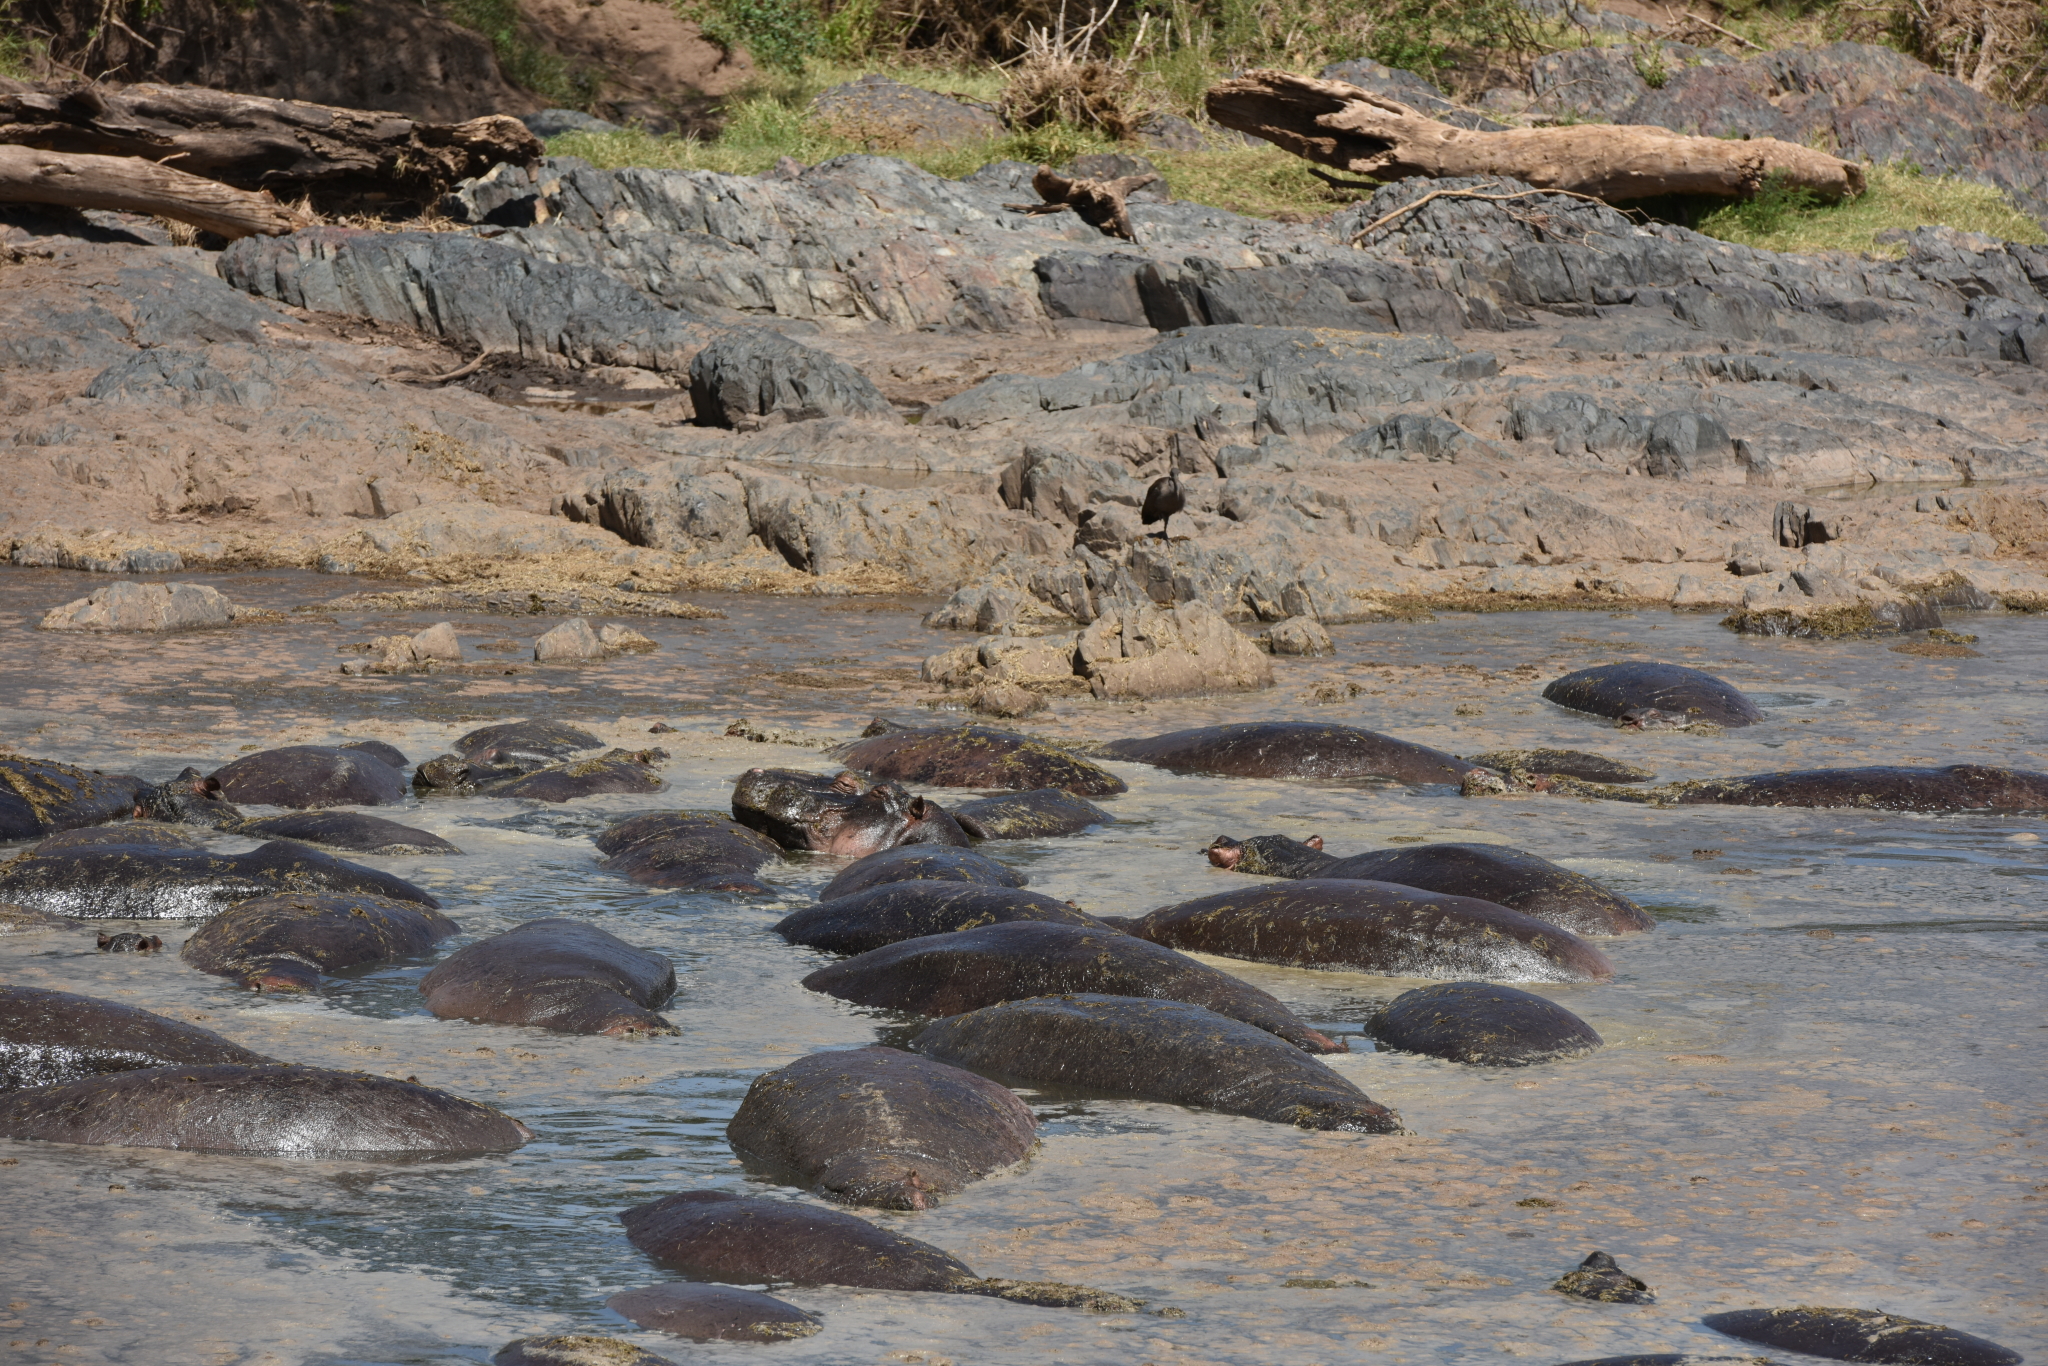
[818,845,1025,902]
[803,921,1341,1052]
[1542,662,1762,727]
[181,892,461,990]
[0,1063,531,1154]
[0,984,272,1090]
[420,917,677,1035]
[774,883,1109,954]
[1102,722,1473,785]
[209,745,408,808]
[619,1189,973,1290]
[834,726,1127,796]
[0,756,149,842]
[1316,843,1654,937]
[0,836,440,919]
[1674,764,2048,814]
[913,994,1397,1132]
[1128,880,1613,982]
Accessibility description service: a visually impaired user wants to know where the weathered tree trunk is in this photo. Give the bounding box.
[0,144,305,237]
[0,81,543,209]
[1206,70,1866,203]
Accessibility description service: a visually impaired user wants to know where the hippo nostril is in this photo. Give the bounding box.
[1306,835,1324,850]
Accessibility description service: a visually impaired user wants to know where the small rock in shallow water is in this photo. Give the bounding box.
[39,581,241,632]
[598,622,658,653]
[1551,1249,1653,1303]
[1259,615,1333,656]
[969,679,1046,718]
[534,617,604,662]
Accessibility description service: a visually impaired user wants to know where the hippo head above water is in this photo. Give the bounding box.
[136,768,244,829]
[1207,833,1329,877]
[732,768,969,857]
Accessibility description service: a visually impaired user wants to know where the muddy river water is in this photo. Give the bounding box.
[1,567,2042,1366]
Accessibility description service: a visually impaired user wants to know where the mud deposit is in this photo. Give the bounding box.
[1,567,2042,1365]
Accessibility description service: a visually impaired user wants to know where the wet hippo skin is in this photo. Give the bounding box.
[603,1283,820,1343]
[0,755,150,842]
[833,724,1127,796]
[0,1063,533,1154]
[731,769,968,855]
[1669,764,2048,814]
[0,831,441,919]
[596,812,782,892]
[913,994,1399,1131]
[0,983,272,1090]
[181,891,461,991]
[725,1046,1036,1209]
[420,918,678,1036]
[774,883,1112,955]
[1210,836,1655,937]
[235,811,460,855]
[803,921,1343,1053]
[1701,1307,2021,1365]
[1368,981,1603,1066]
[208,745,409,808]
[1102,722,1479,785]
[816,845,1025,901]
[617,1189,1136,1309]
[1542,662,1763,729]
[952,788,1114,839]
[1124,880,1614,982]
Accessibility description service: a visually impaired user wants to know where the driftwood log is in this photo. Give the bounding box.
[1206,70,1865,203]
[1005,166,1164,241]
[0,81,543,208]
[0,144,304,237]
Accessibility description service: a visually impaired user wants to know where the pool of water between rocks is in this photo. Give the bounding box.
[2,566,2042,1366]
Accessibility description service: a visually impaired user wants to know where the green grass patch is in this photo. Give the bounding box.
[1696,162,2046,254]
[435,0,597,108]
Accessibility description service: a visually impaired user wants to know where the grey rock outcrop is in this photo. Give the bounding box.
[40,581,242,632]
[688,330,896,429]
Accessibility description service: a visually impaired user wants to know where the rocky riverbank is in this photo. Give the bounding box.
[5,89,2048,671]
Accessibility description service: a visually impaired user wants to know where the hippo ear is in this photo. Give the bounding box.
[958,813,989,840]
[201,777,223,796]
[907,797,931,818]
[1307,835,1324,850]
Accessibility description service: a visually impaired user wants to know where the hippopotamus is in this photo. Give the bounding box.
[1667,764,2048,814]
[952,788,1114,839]
[337,739,409,770]
[455,719,604,772]
[619,1189,1137,1310]
[914,995,1398,1132]
[731,769,968,855]
[1551,1250,1653,1304]
[595,812,781,893]
[1368,982,1603,1066]
[0,1063,531,1155]
[833,723,1127,796]
[817,845,1024,902]
[1542,662,1763,729]
[1102,722,1480,786]
[774,883,1111,955]
[0,984,271,1090]
[805,922,1343,1054]
[1701,1308,2021,1366]
[726,1047,1037,1209]
[605,1283,820,1344]
[1208,836,1655,937]
[0,830,440,918]
[236,812,460,855]
[181,892,461,991]
[0,755,149,842]
[97,932,164,952]
[1555,1358,1768,1366]
[135,767,244,828]
[1117,881,1614,982]
[495,1338,678,1366]
[490,750,668,802]
[421,918,677,1036]
[1467,749,1654,784]
[208,745,408,808]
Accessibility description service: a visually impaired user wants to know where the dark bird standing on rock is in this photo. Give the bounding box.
[1142,469,1184,542]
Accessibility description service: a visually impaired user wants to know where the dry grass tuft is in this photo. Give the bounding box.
[998,1,1155,141]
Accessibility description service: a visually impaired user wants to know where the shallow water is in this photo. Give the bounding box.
[2,568,2043,1366]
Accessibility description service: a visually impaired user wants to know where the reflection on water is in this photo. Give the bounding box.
[1,568,2043,1365]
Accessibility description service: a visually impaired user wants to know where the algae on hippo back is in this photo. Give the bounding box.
[832,722,1128,796]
